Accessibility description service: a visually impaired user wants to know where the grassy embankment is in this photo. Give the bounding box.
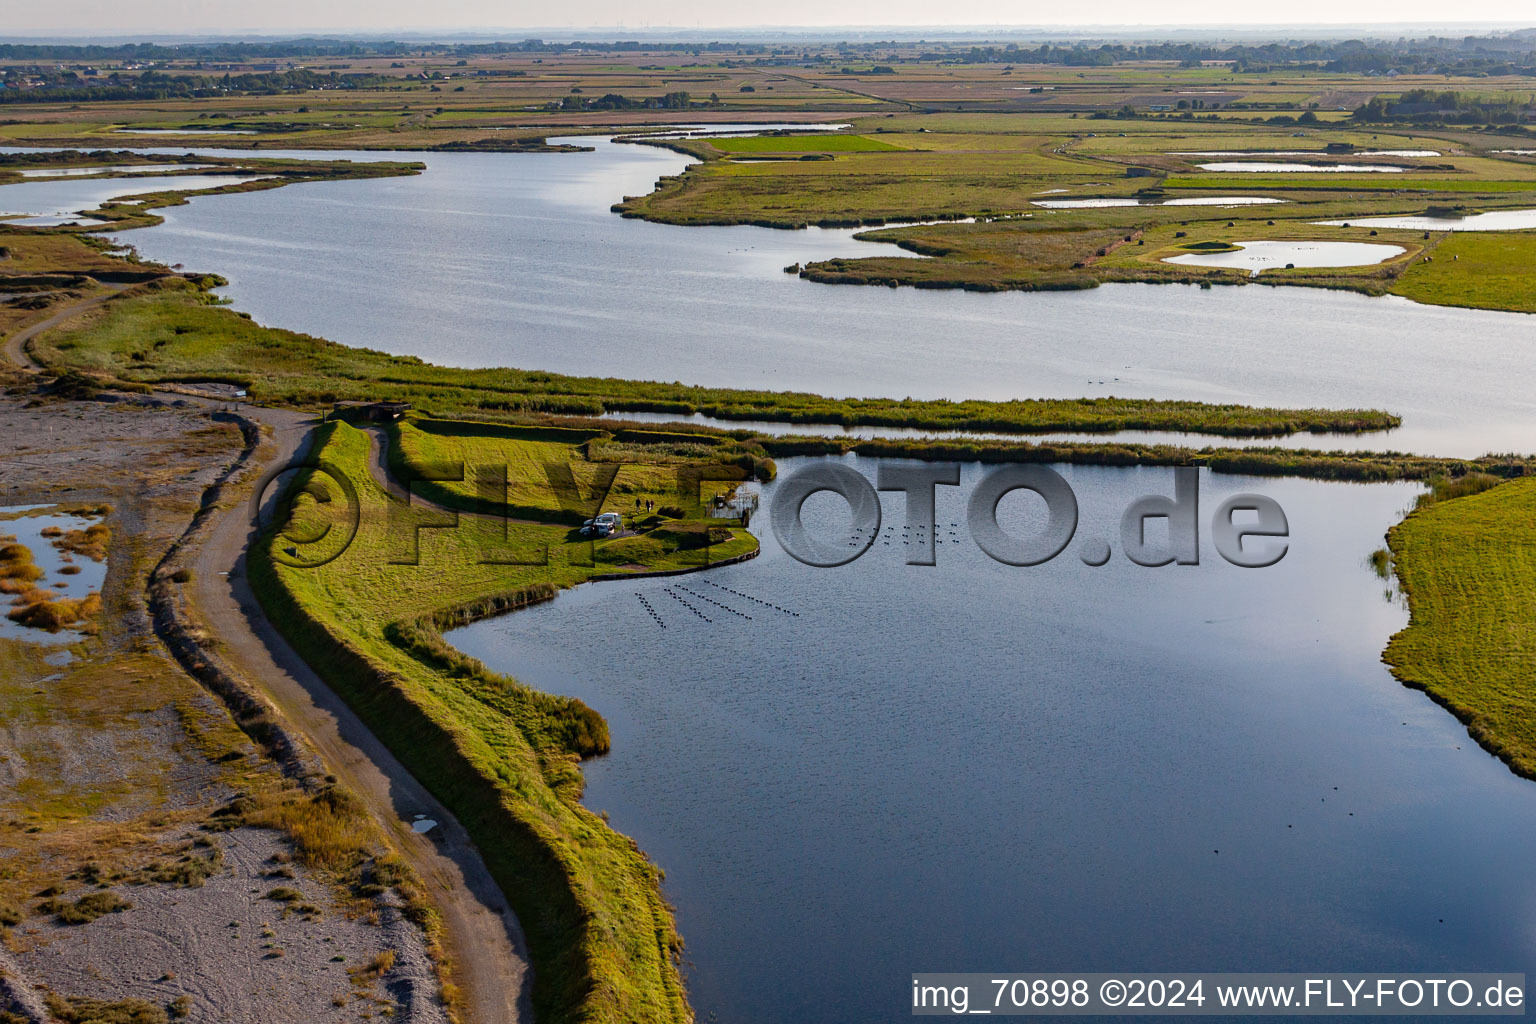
[20,251,1397,437]
[1385,476,1536,779]
[249,419,757,1024]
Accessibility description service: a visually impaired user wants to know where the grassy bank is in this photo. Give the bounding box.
[250,420,757,1024]
[1384,476,1536,779]
[19,249,1399,437]
[754,433,1536,482]
[1389,233,1536,314]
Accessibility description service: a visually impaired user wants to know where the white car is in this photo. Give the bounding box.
[580,512,623,537]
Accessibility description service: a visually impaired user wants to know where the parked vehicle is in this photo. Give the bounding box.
[580,512,623,537]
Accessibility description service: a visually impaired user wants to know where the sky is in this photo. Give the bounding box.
[4,0,1535,35]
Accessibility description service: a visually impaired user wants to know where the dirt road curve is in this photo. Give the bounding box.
[3,284,129,370]
[2,311,531,1024]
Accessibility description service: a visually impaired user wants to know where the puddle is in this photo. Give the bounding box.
[1316,208,1536,231]
[411,817,438,834]
[1162,239,1405,276]
[1033,196,1286,208]
[14,164,217,178]
[1174,149,1439,158]
[0,504,107,646]
[1196,162,1408,173]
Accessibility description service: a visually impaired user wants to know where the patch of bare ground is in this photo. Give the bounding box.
[0,378,449,1024]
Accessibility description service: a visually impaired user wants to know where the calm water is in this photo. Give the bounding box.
[0,174,270,222]
[1318,209,1536,232]
[14,163,217,178]
[450,459,1536,1022]
[0,506,106,647]
[1195,162,1408,173]
[26,135,1524,458]
[1163,241,1406,275]
[1033,196,1286,208]
[1173,150,1441,158]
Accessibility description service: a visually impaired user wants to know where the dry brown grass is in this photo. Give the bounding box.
[53,523,110,562]
[7,590,100,632]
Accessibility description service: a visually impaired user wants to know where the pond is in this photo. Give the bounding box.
[1162,240,1406,275]
[1196,162,1408,173]
[448,458,1536,1024]
[1033,197,1286,208]
[1174,150,1440,158]
[1317,208,1536,232]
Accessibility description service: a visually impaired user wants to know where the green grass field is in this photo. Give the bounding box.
[1389,232,1536,314]
[1385,477,1536,779]
[709,133,904,152]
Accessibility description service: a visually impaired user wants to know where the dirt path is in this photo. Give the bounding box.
[3,282,129,370]
[185,405,532,1024]
[0,323,532,1023]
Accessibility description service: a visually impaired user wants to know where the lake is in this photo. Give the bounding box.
[6,135,1517,459]
[449,459,1536,1023]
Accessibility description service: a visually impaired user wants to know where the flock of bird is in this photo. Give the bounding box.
[634,577,800,629]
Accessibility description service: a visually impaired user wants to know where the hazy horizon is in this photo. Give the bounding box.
[5,3,1536,39]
